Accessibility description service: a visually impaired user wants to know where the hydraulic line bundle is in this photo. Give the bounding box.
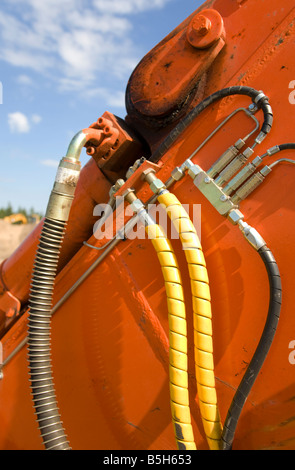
[24,82,293,451]
[1,0,295,451]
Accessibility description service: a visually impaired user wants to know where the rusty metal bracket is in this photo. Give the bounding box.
[126,8,226,127]
[85,111,143,176]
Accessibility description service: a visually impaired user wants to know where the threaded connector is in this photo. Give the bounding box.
[207,139,245,178]
[45,157,81,221]
[238,220,266,250]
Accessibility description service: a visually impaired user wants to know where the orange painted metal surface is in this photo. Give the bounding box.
[1,0,295,451]
[0,158,111,305]
[126,8,225,123]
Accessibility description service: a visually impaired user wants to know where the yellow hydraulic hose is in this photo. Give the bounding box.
[145,222,197,450]
[157,191,223,450]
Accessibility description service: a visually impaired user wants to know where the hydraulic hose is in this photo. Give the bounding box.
[277,143,295,151]
[28,218,70,450]
[156,190,222,450]
[124,192,196,450]
[27,130,93,450]
[260,142,295,160]
[150,86,273,163]
[145,221,196,450]
[221,245,282,450]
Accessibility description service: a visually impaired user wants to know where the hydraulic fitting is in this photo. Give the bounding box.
[126,157,146,179]
[170,160,201,183]
[262,145,280,158]
[189,168,236,216]
[142,169,166,194]
[231,165,272,204]
[227,208,244,225]
[207,138,245,178]
[171,166,185,182]
[185,161,202,180]
[150,178,166,194]
[109,179,125,198]
[214,147,254,187]
[238,220,266,251]
[45,157,81,221]
[223,156,263,195]
[45,127,108,222]
[123,188,146,217]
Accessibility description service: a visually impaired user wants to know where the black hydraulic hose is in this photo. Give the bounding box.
[150,86,273,163]
[221,245,282,450]
[28,218,71,450]
[278,143,295,151]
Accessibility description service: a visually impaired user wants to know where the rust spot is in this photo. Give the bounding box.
[276,37,284,46]
[164,61,172,69]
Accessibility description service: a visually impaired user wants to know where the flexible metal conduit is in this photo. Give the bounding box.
[125,193,196,450]
[157,191,223,450]
[28,130,90,450]
[28,218,70,450]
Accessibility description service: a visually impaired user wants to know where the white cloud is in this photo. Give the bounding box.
[93,0,171,15]
[84,87,126,109]
[8,112,31,133]
[31,114,42,124]
[41,159,59,168]
[16,74,34,86]
[7,111,42,133]
[106,91,126,109]
[0,0,173,96]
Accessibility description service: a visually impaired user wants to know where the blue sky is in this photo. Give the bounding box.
[0,0,203,214]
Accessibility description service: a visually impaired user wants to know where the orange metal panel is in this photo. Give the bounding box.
[1,0,295,451]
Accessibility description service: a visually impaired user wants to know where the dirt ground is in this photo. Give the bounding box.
[0,220,36,263]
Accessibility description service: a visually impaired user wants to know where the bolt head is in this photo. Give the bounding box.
[192,15,212,37]
[186,9,225,50]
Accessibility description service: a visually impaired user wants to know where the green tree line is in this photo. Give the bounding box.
[0,202,43,220]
